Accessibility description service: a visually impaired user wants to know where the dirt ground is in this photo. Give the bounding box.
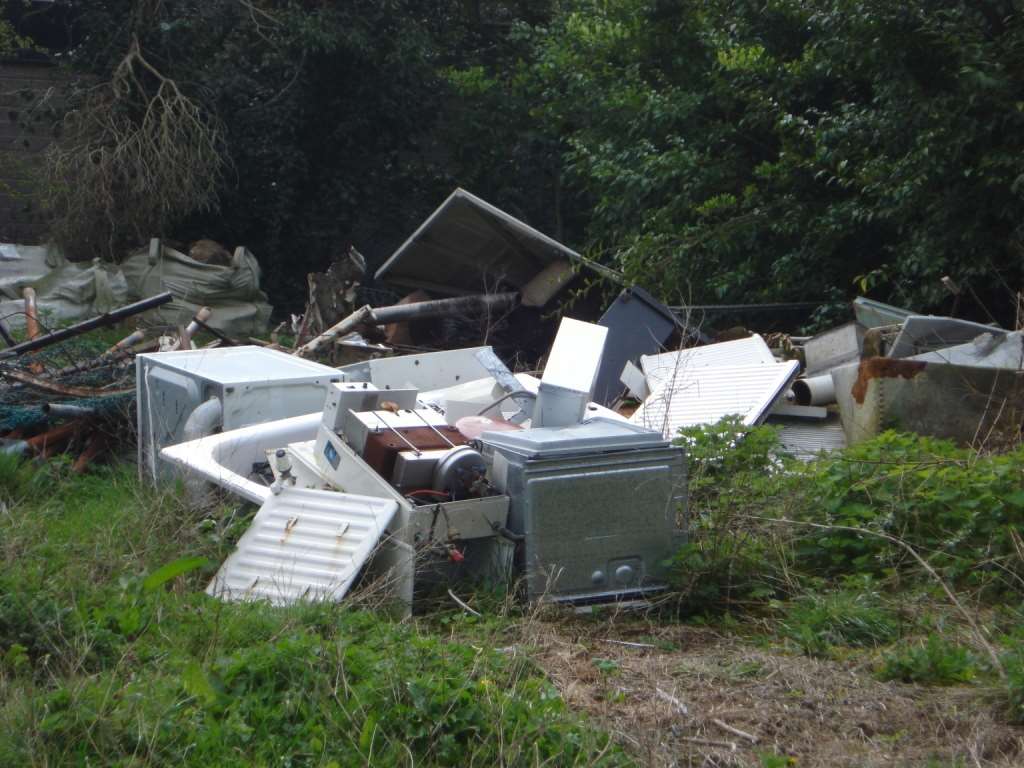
[510,615,1024,768]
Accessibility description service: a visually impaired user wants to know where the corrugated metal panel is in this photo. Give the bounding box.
[630,361,799,438]
[767,414,846,461]
[207,487,398,605]
[374,188,620,295]
[640,335,777,392]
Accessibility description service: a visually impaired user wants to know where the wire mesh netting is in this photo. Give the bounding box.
[0,315,138,441]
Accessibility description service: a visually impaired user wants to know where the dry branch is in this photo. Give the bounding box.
[42,38,226,260]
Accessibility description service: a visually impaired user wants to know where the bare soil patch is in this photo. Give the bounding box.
[515,616,1024,767]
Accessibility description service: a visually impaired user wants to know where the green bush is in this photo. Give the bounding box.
[675,416,782,502]
[668,417,792,613]
[791,432,1024,592]
[668,426,1024,622]
[878,634,976,685]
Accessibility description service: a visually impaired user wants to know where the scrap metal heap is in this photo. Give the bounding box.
[126,187,1022,612]
[153,319,687,613]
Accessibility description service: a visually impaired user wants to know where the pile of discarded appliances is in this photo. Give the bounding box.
[145,319,688,614]
[136,187,1024,614]
[616,295,1023,456]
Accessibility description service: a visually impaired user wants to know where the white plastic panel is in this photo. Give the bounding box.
[541,318,608,394]
[630,360,800,438]
[207,486,398,605]
[535,318,608,427]
[640,335,776,391]
[620,360,650,400]
[350,347,493,391]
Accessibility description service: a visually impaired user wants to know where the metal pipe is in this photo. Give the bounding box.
[372,411,421,456]
[410,408,456,448]
[368,292,518,325]
[104,329,146,357]
[43,403,98,419]
[791,374,836,406]
[23,287,43,373]
[0,291,173,360]
[191,316,236,346]
[181,307,213,348]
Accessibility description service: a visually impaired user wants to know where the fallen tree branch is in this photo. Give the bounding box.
[679,736,736,751]
[655,687,689,717]
[710,718,758,744]
[0,368,133,398]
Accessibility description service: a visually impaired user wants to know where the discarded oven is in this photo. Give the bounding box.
[480,419,685,601]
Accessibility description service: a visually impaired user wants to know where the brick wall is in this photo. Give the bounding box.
[0,59,69,243]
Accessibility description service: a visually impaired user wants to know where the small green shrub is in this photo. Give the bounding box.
[675,416,782,501]
[668,417,793,613]
[878,634,976,685]
[779,586,900,657]
[667,518,786,613]
[790,432,1024,592]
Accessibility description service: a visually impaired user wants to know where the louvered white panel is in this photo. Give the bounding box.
[207,487,397,605]
[767,414,847,461]
[641,335,776,391]
[630,361,799,439]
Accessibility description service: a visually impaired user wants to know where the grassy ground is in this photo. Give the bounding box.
[2,427,1023,766]
[0,460,623,766]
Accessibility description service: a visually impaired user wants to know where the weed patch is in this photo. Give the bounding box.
[878,634,977,685]
[778,584,901,658]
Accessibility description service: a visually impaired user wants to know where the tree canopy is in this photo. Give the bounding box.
[10,0,1024,324]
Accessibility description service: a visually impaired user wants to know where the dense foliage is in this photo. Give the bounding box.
[672,424,1024,606]
[518,0,1024,321]
[10,1,1024,319]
